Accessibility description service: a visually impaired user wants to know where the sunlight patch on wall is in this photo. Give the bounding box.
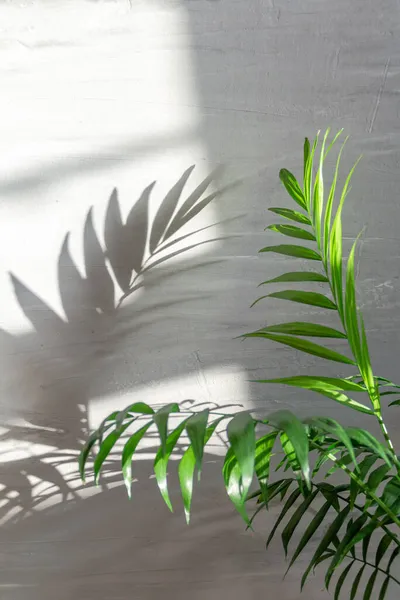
[0,1,217,334]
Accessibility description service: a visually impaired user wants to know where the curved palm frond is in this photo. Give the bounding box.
[80,131,400,599]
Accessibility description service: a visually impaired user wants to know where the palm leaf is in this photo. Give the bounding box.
[243,331,355,365]
[153,403,180,455]
[334,560,355,600]
[259,375,366,393]
[301,505,351,590]
[154,419,188,511]
[267,224,316,241]
[185,409,209,477]
[268,207,311,225]
[364,569,378,600]
[282,489,319,555]
[287,497,334,570]
[227,412,256,511]
[94,419,135,484]
[122,422,153,496]
[265,290,337,310]
[258,272,328,285]
[279,169,307,209]
[259,244,322,261]
[266,487,302,547]
[267,410,310,486]
[247,322,346,338]
[312,128,329,249]
[323,135,347,265]
[350,565,366,600]
[179,417,224,523]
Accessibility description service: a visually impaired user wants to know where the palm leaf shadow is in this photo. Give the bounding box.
[1,164,237,523]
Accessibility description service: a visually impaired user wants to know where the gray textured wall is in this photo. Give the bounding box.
[1,1,399,598]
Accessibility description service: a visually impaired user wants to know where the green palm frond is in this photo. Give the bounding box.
[80,131,400,600]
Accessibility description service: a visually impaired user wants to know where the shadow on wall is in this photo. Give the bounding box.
[0,166,241,529]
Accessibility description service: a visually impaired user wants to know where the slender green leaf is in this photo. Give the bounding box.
[281,432,301,479]
[266,487,302,547]
[254,432,278,503]
[268,207,311,225]
[304,138,310,184]
[259,245,321,261]
[255,432,278,481]
[379,576,390,600]
[267,224,316,241]
[350,454,378,508]
[179,417,224,523]
[330,157,361,319]
[376,534,393,567]
[258,373,372,415]
[381,392,400,398]
[227,412,256,506]
[317,482,347,511]
[388,546,400,570]
[334,560,355,600]
[94,419,134,484]
[79,432,98,482]
[346,518,359,559]
[248,501,267,528]
[287,498,333,570]
[278,479,294,501]
[115,402,154,430]
[359,314,377,399]
[358,454,379,482]
[346,428,392,466]
[363,529,373,562]
[259,376,366,393]
[324,129,344,160]
[363,569,378,600]
[249,479,292,506]
[376,478,400,517]
[367,464,391,494]
[97,410,119,444]
[245,331,355,365]
[339,521,377,563]
[282,489,319,555]
[154,419,188,511]
[248,322,346,338]
[306,417,357,469]
[375,376,400,389]
[185,409,209,477]
[326,514,368,588]
[266,290,337,310]
[312,129,329,248]
[279,168,306,209]
[303,136,318,209]
[329,211,344,318]
[313,550,336,572]
[267,410,310,486]
[344,237,362,366]
[259,272,328,286]
[223,449,249,524]
[389,399,400,407]
[350,565,366,600]
[121,422,152,496]
[301,505,351,590]
[313,446,340,477]
[153,403,180,455]
[324,136,347,263]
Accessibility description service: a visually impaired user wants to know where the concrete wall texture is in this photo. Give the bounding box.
[0,1,400,598]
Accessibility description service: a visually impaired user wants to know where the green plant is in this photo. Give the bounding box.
[80,131,400,599]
